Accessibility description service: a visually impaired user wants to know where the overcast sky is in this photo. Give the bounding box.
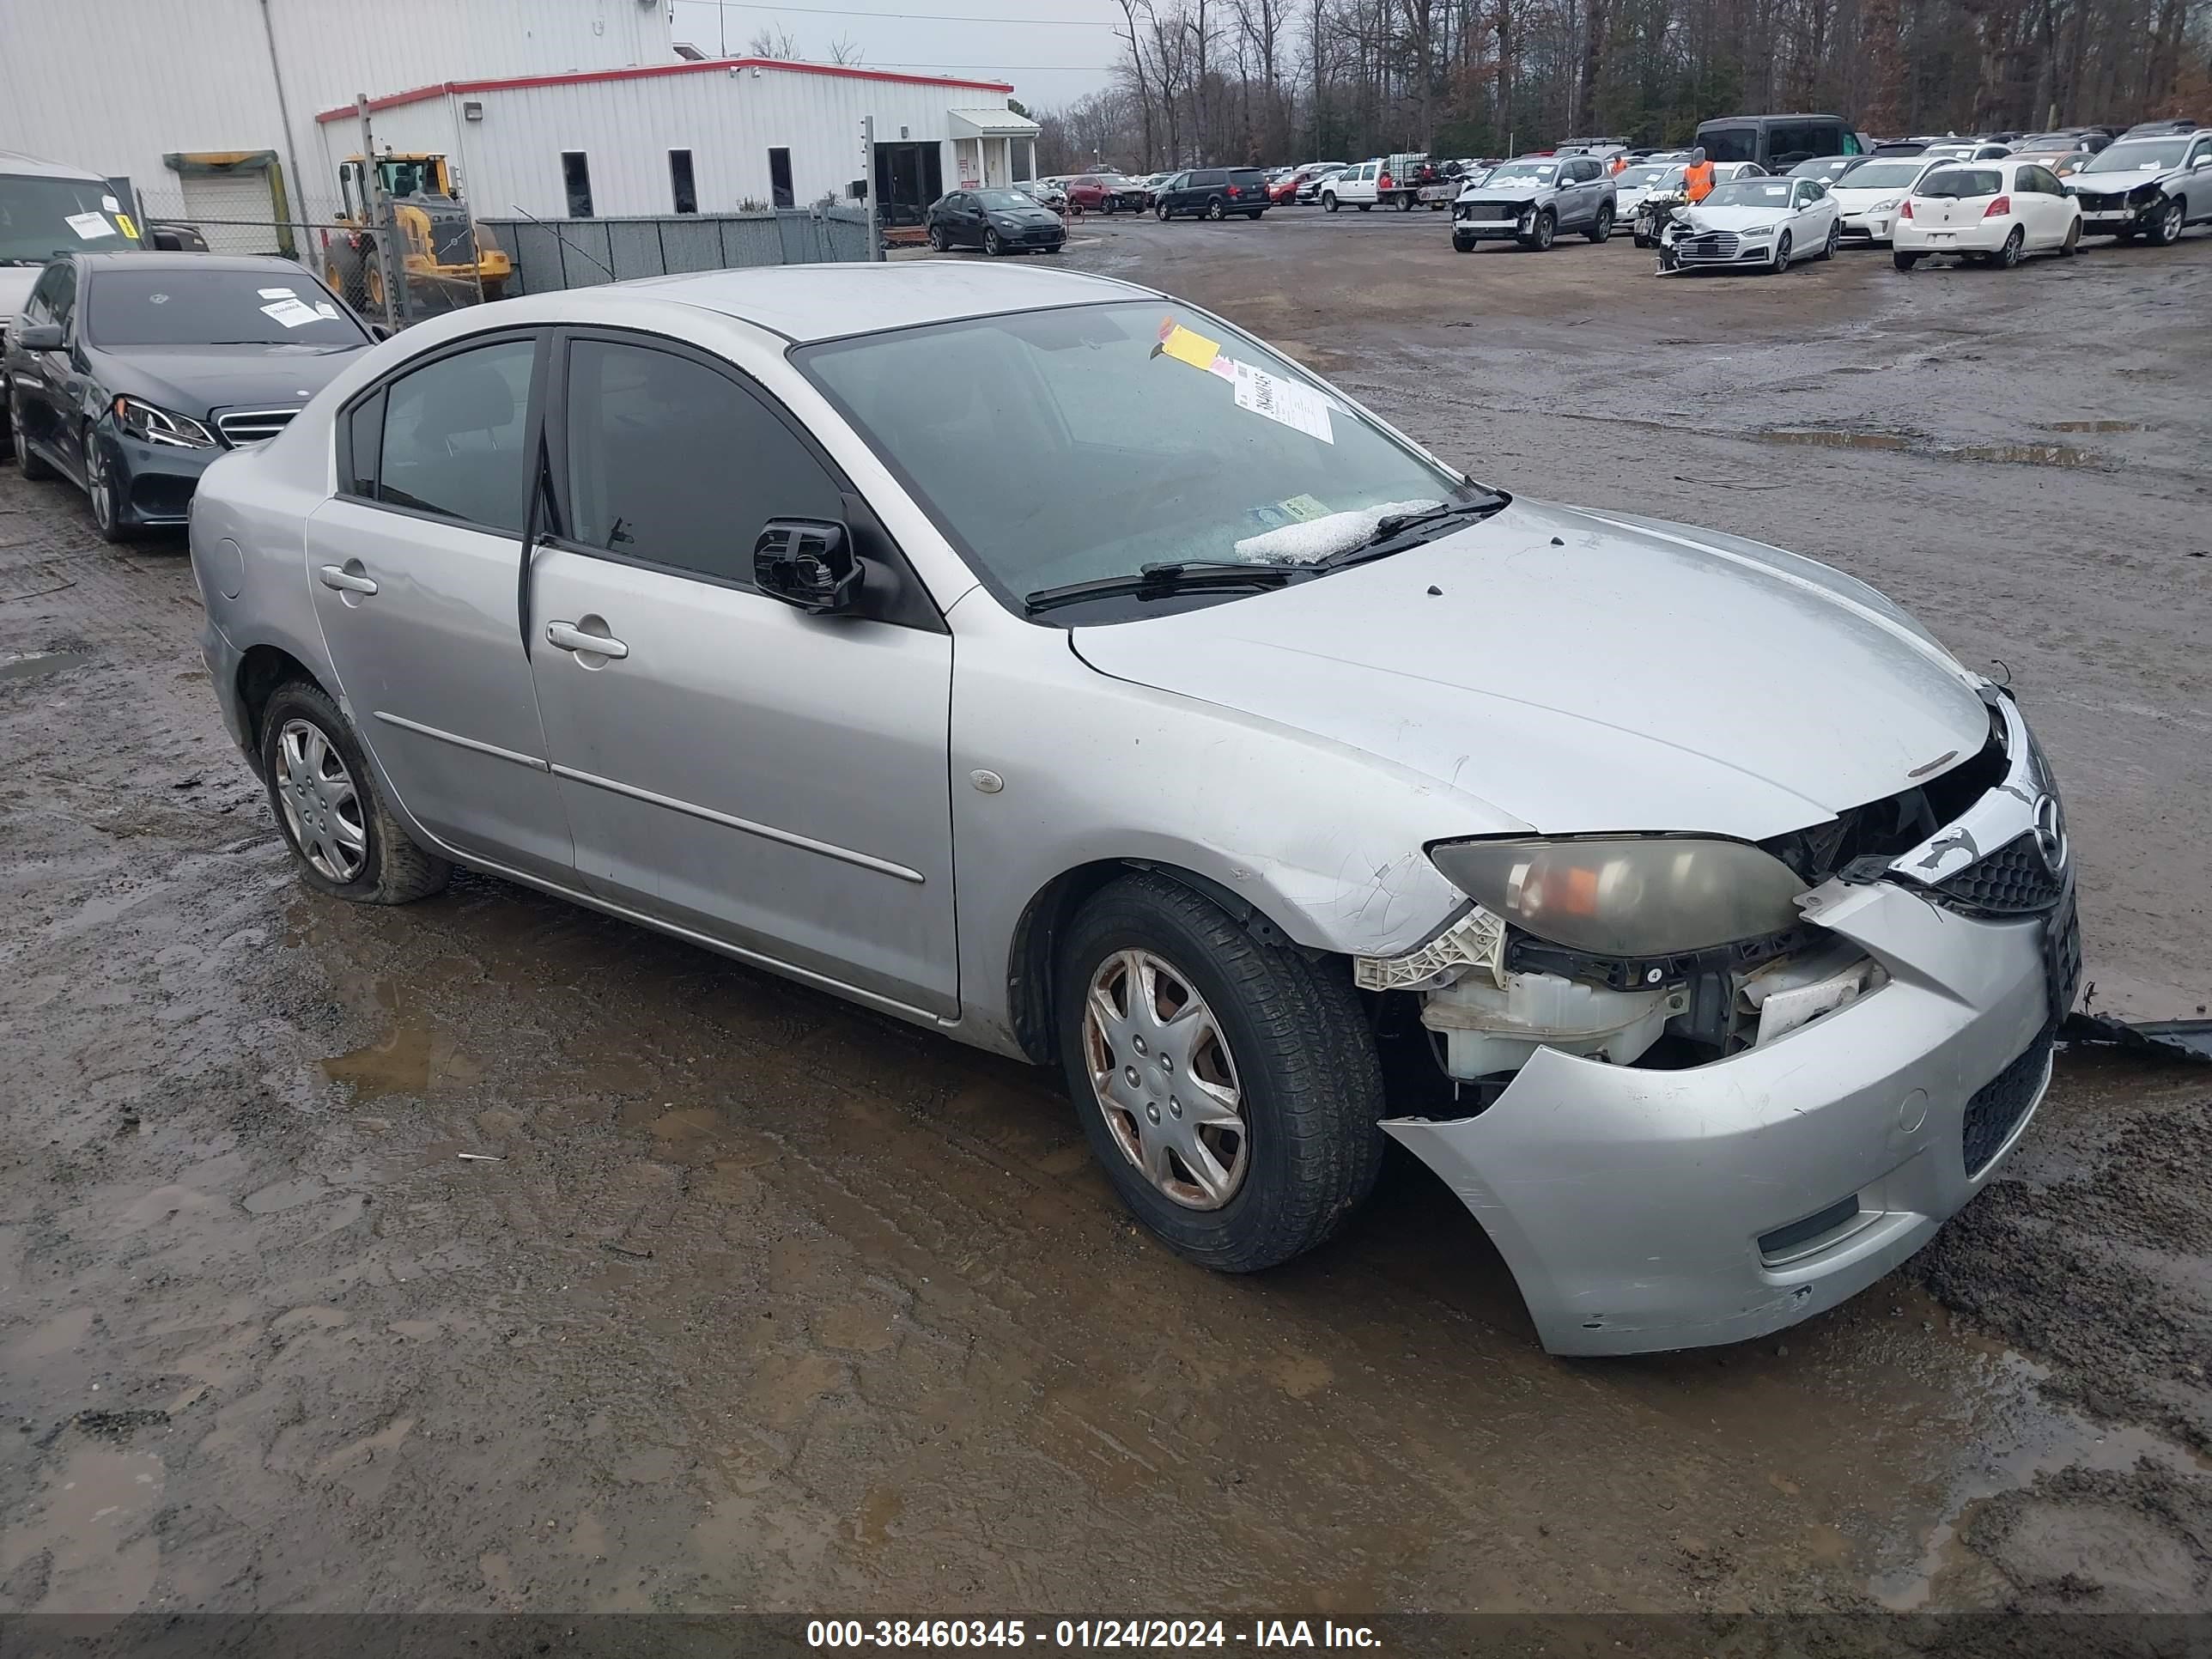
[669,0,1123,110]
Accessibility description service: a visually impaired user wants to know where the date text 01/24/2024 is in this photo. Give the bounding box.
[806,1620,1383,1650]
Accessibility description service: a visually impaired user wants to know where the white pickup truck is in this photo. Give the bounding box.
[1322,155,1452,212]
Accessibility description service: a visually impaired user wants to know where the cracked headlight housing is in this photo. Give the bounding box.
[112,396,218,449]
[1428,836,1807,957]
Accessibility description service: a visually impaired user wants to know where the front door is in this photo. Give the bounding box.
[307,331,574,879]
[526,331,957,1017]
[14,263,82,471]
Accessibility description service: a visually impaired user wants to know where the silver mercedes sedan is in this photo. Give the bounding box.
[187,264,2078,1356]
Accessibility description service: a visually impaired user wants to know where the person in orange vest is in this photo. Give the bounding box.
[1684,148,1717,203]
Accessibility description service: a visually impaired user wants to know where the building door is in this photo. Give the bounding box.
[769,147,794,208]
[872,142,941,228]
[982,138,1009,187]
[177,167,279,254]
[954,139,981,190]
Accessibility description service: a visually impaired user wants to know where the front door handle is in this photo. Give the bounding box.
[545,619,629,659]
[318,562,378,596]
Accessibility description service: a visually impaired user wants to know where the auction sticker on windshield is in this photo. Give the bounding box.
[65,211,117,240]
[1232,361,1333,443]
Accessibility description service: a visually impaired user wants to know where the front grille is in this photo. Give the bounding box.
[1468,204,1516,221]
[216,408,300,447]
[1676,232,1741,262]
[1932,833,2067,915]
[2075,191,2122,211]
[1963,1030,2053,1176]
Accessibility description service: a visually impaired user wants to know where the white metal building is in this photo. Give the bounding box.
[0,0,1038,232]
[314,58,1038,225]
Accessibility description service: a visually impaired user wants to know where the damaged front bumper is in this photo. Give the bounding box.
[1381,692,2077,1357]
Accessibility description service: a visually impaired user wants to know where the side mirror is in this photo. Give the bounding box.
[15,322,65,352]
[2194,154,2212,170]
[754,519,861,615]
[368,322,393,342]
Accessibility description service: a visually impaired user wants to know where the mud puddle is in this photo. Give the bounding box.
[1753,428,2100,468]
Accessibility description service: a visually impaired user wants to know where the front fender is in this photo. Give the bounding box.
[943,594,1522,1058]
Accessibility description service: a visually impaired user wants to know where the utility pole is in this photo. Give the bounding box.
[861,115,882,261]
[356,95,404,331]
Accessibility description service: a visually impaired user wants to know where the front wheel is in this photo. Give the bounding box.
[1157,202,1171,221]
[2059,217,2081,256]
[1520,210,1554,250]
[258,680,451,905]
[83,425,137,543]
[1322,193,1339,213]
[1769,229,1793,272]
[927,225,946,252]
[984,228,1004,257]
[1056,873,1386,1273]
[1452,234,1475,253]
[1356,202,1371,212]
[1818,220,1840,260]
[1101,198,1115,216]
[2149,197,2185,246]
[1893,251,1922,271]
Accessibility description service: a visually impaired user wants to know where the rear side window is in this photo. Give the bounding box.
[1191,170,1225,187]
[375,338,538,532]
[560,337,844,587]
[1701,126,1757,163]
[1920,167,2002,198]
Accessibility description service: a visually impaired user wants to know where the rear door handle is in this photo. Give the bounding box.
[317,563,378,595]
[545,619,628,659]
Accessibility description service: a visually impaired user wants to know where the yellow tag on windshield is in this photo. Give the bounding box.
[115,213,138,241]
[1154,320,1221,372]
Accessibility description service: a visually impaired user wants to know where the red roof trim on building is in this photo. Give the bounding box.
[313,56,1014,122]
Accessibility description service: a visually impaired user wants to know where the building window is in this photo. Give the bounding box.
[768,147,794,209]
[562,151,594,218]
[669,149,698,214]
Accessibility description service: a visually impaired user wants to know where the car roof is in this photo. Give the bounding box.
[622,262,1155,343]
[0,148,113,182]
[71,251,320,276]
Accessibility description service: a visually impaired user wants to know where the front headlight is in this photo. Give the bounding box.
[1428,836,1807,957]
[1872,197,1899,212]
[112,396,217,449]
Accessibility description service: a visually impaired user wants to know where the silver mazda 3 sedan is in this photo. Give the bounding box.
[187,264,2079,1356]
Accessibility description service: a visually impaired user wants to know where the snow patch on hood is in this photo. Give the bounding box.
[1233,500,1439,565]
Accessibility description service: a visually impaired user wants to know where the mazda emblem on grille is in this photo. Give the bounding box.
[2033,792,2067,875]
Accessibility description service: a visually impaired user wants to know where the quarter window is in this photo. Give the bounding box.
[374,338,538,533]
[560,338,844,586]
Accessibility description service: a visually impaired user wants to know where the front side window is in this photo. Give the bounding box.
[561,338,843,586]
[86,266,367,348]
[375,337,538,532]
[799,301,1476,615]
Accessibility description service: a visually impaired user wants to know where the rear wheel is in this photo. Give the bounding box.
[1396,192,1413,211]
[9,386,54,481]
[1995,224,2025,268]
[927,224,946,252]
[1586,204,1613,242]
[1893,251,1921,270]
[1206,198,1226,222]
[1157,201,1171,221]
[258,680,451,905]
[1056,873,1386,1273]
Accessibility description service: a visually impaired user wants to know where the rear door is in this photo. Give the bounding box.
[11,264,76,465]
[307,329,575,879]
[527,330,958,1016]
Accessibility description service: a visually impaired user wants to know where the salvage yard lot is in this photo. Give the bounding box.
[2,218,2208,1620]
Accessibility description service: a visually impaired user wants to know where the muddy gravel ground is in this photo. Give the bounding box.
[2,216,2209,1628]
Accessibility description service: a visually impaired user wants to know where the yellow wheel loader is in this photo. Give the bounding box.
[324,153,510,318]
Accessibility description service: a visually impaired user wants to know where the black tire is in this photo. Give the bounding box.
[1893,251,1921,270]
[1156,201,1171,221]
[10,386,55,481]
[983,228,1004,257]
[1054,872,1386,1273]
[1586,204,1613,243]
[1396,193,1413,211]
[1520,209,1555,250]
[1322,193,1339,213]
[258,679,451,906]
[83,424,137,544]
[2149,197,2185,246]
[1244,210,1262,220]
[1102,197,1116,216]
[1769,229,1793,272]
[1818,220,1840,260]
[2059,217,2081,256]
[1356,202,1371,212]
[1206,198,1226,222]
[1995,224,2025,269]
[927,225,946,252]
[1452,234,1475,252]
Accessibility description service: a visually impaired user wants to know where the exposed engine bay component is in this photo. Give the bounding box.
[1352,905,1505,992]
[1737,944,1886,1047]
[1420,969,1686,1077]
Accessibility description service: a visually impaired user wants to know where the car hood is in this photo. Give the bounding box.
[0,267,36,325]
[1068,500,1991,841]
[94,342,369,417]
[1682,204,1790,232]
[989,208,1063,226]
[2071,164,2173,191]
[1460,177,1553,198]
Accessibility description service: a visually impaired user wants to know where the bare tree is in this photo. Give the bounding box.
[825,33,866,64]
[744,24,800,58]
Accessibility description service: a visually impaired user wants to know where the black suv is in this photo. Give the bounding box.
[1152,167,1270,221]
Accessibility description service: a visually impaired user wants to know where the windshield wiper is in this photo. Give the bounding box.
[1314,492,1510,570]
[1024,560,1304,615]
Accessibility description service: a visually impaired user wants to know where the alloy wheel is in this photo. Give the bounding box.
[984,228,1002,256]
[1998,225,2024,268]
[1771,230,1793,272]
[275,718,368,884]
[86,434,114,532]
[928,226,945,252]
[1082,948,1249,1211]
[1824,221,1841,258]
[2159,200,2184,244]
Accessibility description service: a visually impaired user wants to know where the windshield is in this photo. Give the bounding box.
[377,160,445,198]
[1619,166,1681,189]
[0,174,142,265]
[798,301,1477,614]
[973,190,1039,210]
[1917,167,2002,198]
[85,267,368,348]
[1835,161,1927,191]
[2087,139,2189,171]
[1703,179,1794,208]
[1790,156,1857,179]
[1486,161,1556,185]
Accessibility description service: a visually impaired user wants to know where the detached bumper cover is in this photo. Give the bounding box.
[113,430,218,526]
[1385,881,2060,1355]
